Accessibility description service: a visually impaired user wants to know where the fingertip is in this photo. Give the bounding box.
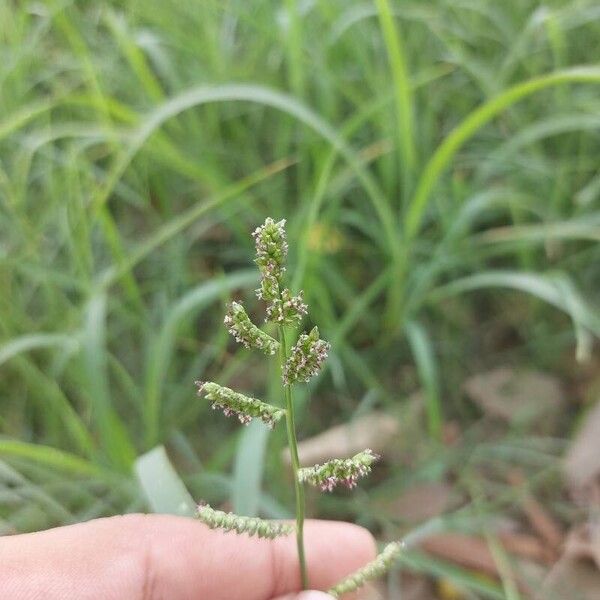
[300,520,377,591]
[274,592,335,600]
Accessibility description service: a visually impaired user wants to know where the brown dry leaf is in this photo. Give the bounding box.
[537,556,600,600]
[564,522,600,570]
[283,411,399,466]
[564,399,600,491]
[420,532,548,575]
[507,470,564,557]
[498,532,551,563]
[386,482,461,524]
[463,367,563,426]
[421,533,498,575]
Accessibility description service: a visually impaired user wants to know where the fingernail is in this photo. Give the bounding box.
[295,592,335,600]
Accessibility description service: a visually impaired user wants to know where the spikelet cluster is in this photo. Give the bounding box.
[327,542,403,598]
[196,381,285,428]
[252,218,287,302]
[252,218,307,327]
[283,326,330,385]
[224,301,279,355]
[265,288,308,327]
[196,503,295,539]
[297,449,379,492]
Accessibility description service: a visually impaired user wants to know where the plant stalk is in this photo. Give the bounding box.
[278,325,308,589]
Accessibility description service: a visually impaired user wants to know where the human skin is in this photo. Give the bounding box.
[0,514,376,600]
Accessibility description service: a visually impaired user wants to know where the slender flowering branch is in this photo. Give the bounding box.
[224,301,279,355]
[196,381,285,428]
[197,503,295,539]
[298,449,379,492]
[193,218,397,594]
[283,327,330,385]
[327,542,404,598]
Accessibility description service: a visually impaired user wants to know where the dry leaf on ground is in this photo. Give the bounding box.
[463,367,563,427]
[283,411,399,466]
[564,522,600,570]
[384,482,461,524]
[420,532,548,575]
[537,556,600,600]
[564,399,600,492]
[536,516,600,599]
[507,470,564,557]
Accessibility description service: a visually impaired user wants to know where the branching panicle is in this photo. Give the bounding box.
[196,503,295,539]
[283,326,330,385]
[224,301,279,355]
[298,449,379,492]
[196,381,285,428]
[193,218,390,592]
[327,542,403,598]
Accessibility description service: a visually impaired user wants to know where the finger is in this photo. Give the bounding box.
[0,514,376,600]
[273,592,334,600]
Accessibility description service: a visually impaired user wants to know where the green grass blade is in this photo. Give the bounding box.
[407,66,600,239]
[0,333,78,367]
[405,321,442,441]
[375,0,416,198]
[100,158,294,291]
[143,270,257,448]
[134,446,196,516]
[0,439,107,478]
[232,421,269,517]
[431,271,600,357]
[90,84,398,264]
[83,294,136,470]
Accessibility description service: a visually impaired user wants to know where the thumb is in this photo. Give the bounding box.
[273,592,335,600]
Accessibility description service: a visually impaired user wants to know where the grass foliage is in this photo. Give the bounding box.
[1,3,599,590]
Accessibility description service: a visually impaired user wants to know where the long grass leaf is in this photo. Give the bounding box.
[143,270,257,448]
[407,67,600,239]
[232,421,269,517]
[134,446,196,516]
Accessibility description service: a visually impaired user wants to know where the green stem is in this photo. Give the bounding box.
[278,325,308,589]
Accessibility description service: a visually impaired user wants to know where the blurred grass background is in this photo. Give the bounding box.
[1,0,600,596]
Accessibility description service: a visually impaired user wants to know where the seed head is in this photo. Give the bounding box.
[196,381,285,428]
[224,301,279,355]
[297,449,380,492]
[196,503,295,539]
[252,218,287,302]
[327,541,403,598]
[283,326,330,385]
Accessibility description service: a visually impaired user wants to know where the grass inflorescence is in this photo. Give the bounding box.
[0,1,599,595]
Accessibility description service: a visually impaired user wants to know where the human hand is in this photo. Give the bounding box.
[0,514,376,599]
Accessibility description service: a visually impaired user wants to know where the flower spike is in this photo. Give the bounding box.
[224,301,279,355]
[297,449,379,492]
[196,381,285,428]
[265,288,308,327]
[327,542,403,598]
[196,503,295,539]
[252,218,287,302]
[252,218,307,327]
[283,326,330,385]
